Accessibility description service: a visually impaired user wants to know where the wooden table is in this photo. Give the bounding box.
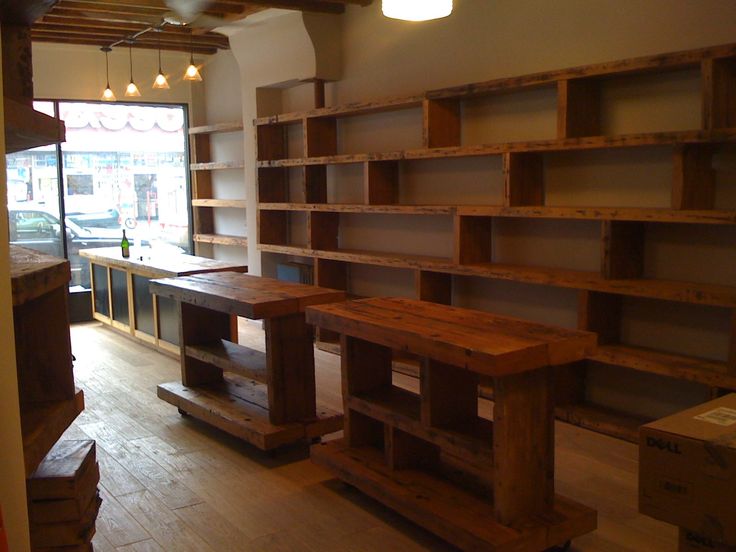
[307,297,598,551]
[81,247,247,355]
[151,272,345,451]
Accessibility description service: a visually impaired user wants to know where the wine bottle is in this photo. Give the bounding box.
[121,229,130,258]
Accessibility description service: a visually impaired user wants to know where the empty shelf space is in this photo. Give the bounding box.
[349,386,494,466]
[189,121,244,134]
[193,234,249,247]
[259,203,455,215]
[192,199,247,208]
[190,161,245,171]
[588,344,736,389]
[185,339,267,384]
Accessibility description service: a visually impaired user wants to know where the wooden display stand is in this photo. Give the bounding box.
[307,297,598,551]
[152,272,345,450]
[81,247,247,356]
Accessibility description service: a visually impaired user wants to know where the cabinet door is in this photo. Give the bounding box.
[110,268,129,326]
[92,264,109,317]
[132,274,154,336]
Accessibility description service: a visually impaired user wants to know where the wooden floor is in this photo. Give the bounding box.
[63,321,677,552]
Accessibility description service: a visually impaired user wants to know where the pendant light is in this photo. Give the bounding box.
[382,0,452,21]
[100,46,116,101]
[152,34,170,89]
[183,32,202,82]
[125,44,141,97]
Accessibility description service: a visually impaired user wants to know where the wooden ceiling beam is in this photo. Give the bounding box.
[31,27,226,47]
[246,1,346,14]
[36,17,227,41]
[57,0,247,14]
[30,32,221,54]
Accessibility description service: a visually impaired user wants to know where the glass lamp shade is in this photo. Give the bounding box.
[125,80,141,97]
[153,72,170,89]
[183,63,202,82]
[101,86,116,101]
[382,0,452,21]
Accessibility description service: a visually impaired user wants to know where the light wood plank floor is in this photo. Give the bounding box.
[63,321,676,551]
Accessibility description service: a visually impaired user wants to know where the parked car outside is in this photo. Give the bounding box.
[65,208,122,229]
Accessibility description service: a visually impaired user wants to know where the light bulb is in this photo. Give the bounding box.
[183,63,202,82]
[101,86,116,101]
[125,80,141,97]
[382,0,452,21]
[153,72,170,89]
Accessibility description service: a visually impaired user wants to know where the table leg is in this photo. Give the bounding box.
[265,313,317,425]
[493,366,554,526]
[179,302,231,387]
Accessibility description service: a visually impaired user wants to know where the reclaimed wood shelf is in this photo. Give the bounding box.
[151,272,345,451]
[191,199,247,208]
[256,42,736,442]
[193,233,249,246]
[307,297,598,551]
[4,96,65,154]
[80,247,247,357]
[190,161,245,171]
[189,121,244,135]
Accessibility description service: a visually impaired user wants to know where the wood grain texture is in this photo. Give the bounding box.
[557,78,601,138]
[454,215,492,264]
[672,145,715,209]
[423,99,461,148]
[702,57,736,129]
[415,270,452,304]
[503,151,544,206]
[304,117,337,158]
[10,245,70,306]
[363,160,399,205]
[189,122,243,135]
[601,220,645,279]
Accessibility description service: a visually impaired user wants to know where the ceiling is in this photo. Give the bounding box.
[22,0,372,55]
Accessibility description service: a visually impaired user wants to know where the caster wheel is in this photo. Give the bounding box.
[547,541,571,552]
[177,408,189,417]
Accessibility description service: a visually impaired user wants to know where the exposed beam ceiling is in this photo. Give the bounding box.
[25,0,372,55]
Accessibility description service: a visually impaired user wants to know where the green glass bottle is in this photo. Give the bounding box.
[121,229,130,258]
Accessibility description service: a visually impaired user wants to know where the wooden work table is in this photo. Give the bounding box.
[80,247,247,355]
[307,297,598,551]
[151,272,345,451]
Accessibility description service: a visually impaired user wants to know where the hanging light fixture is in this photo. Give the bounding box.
[183,31,202,82]
[152,33,170,89]
[382,0,453,21]
[100,46,116,101]
[125,44,141,97]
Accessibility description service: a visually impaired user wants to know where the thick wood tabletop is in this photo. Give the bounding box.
[10,245,70,306]
[306,297,596,376]
[80,247,247,278]
[150,272,345,320]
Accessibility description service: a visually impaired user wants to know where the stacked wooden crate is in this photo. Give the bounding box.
[27,441,100,551]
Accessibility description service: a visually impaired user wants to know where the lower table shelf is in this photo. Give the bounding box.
[312,439,597,552]
[157,373,342,450]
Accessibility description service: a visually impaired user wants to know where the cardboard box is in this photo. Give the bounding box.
[679,528,736,552]
[640,394,736,545]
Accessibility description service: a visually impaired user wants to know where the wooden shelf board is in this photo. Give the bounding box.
[311,440,597,552]
[256,129,736,168]
[10,245,71,306]
[193,234,248,247]
[458,205,736,225]
[554,403,650,444]
[21,389,85,476]
[427,42,736,100]
[258,244,736,308]
[189,122,243,135]
[190,161,245,171]
[254,95,424,126]
[157,374,342,450]
[259,203,454,215]
[192,199,247,208]
[4,96,65,154]
[588,344,736,389]
[185,339,267,384]
[348,386,494,467]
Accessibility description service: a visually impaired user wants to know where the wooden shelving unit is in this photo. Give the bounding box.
[307,297,598,551]
[189,121,247,255]
[256,42,736,442]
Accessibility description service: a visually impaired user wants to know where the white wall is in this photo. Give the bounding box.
[224,0,736,418]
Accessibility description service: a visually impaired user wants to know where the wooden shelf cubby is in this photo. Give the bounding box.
[256,42,736,443]
[189,121,247,254]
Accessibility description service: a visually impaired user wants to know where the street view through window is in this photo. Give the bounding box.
[6,101,190,289]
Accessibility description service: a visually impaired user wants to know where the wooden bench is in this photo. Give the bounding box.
[151,272,345,451]
[307,297,598,551]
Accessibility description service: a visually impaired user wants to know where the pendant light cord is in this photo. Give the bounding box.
[129,45,134,82]
[105,49,111,87]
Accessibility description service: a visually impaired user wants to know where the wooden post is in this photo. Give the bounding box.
[557,78,601,139]
[503,152,544,206]
[702,57,736,130]
[493,367,554,525]
[423,99,461,148]
[179,302,230,387]
[601,220,645,279]
[364,161,399,204]
[265,313,316,425]
[420,359,477,428]
[454,215,492,265]
[341,335,392,446]
[672,145,715,210]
